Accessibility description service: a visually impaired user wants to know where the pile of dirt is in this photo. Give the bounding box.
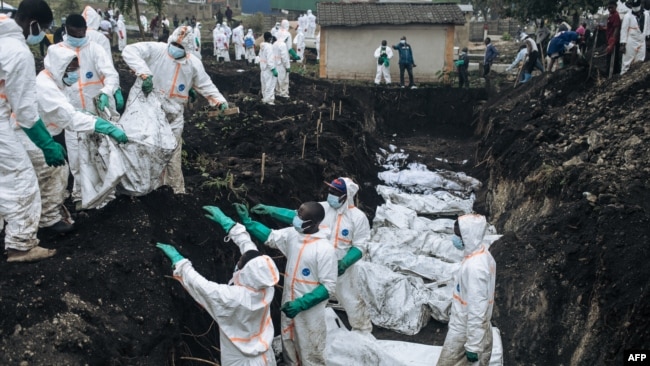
[477,62,650,365]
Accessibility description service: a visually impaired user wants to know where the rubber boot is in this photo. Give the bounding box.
[521,73,532,83]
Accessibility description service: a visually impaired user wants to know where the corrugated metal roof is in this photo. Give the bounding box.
[317,2,466,27]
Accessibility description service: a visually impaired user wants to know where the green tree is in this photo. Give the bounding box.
[508,0,601,26]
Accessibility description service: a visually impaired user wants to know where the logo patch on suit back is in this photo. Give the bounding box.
[302,268,311,276]
[178,84,185,92]
[85,71,93,79]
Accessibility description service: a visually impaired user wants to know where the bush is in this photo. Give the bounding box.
[243,12,265,34]
[502,32,512,41]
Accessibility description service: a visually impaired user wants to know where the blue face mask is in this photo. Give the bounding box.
[62,71,79,86]
[327,193,344,209]
[26,31,45,45]
[66,35,88,48]
[168,44,186,59]
[292,215,311,234]
[451,235,464,250]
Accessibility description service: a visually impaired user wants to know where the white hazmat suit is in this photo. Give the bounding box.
[306,9,316,37]
[0,14,43,252]
[437,214,496,366]
[122,26,227,194]
[319,178,373,333]
[232,25,245,60]
[259,40,277,104]
[265,227,337,366]
[117,14,126,51]
[82,6,112,60]
[173,223,279,366]
[293,28,305,64]
[192,23,202,60]
[244,29,256,64]
[374,44,393,84]
[274,22,292,99]
[59,37,119,204]
[214,27,231,62]
[620,9,646,75]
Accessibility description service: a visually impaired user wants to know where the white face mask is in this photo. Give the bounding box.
[400,40,406,44]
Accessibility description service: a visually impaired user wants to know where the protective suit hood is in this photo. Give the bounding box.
[168,26,195,56]
[43,45,77,89]
[0,16,24,43]
[457,214,488,255]
[118,14,124,22]
[234,255,280,290]
[281,19,290,30]
[341,177,359,207]
[82,6,101,30]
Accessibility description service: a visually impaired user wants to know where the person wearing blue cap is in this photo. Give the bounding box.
[247,177,374,335]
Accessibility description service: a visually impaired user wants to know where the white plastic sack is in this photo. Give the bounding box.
[376,185,475,215]
[76,81,176,208]
[114,85,176,196]
[378,163,481,197]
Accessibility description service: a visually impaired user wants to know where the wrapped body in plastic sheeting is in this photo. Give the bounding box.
[77,79,177,209]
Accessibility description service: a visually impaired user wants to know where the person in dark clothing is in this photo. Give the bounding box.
[53,18,66,43]
[38,31,51,56]
[483,37,499,77]
[392,35,417,89]
[456,47,469,88]
[604,0,621,76]
[216,9,223,25]
[173,14,178,28]
[225,5,233,24]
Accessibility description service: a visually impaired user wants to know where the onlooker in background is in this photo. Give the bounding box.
[216,9,223,25]
[603,0,622,76]
[576,22,586,54]
[173,14,178,28]
[456,46,469,88]
[620,0,646,75]
[225,5,233,25]
[393,35,417,89]
[161,16,169,31]
[536,20,551,59]
[519,32,541,83]
[374,40,393,85]
[39,27,52,56]
[190,15,196,27]
[150,15,159,41]
[483,37,499,78]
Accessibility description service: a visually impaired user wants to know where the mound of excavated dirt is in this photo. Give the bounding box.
[477,62,650,365]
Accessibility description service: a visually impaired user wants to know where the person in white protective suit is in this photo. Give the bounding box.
[157,209,280,366]
[437,214,496,366]
[315,31,320,62]
[214,25,231,62]
[1,0,67,262]
[274,20,300,99]
[293,27,305,64]
[270,22,280,38]
[620,0,646,75]
[229,201,337,366]
[374,40,393,85]
[81,6,111,60]
[116,13,126,51]
[192,22,202,59]
[259,32,278,105]
[298,14,308,34]
[244,28,256,64]
[222,21,232,42]
[306,9,316,38]
[122,26,229,194]
[232,24,245,61]
[20,45,127,234]
[60,14,122,207]
[250,177,373,334]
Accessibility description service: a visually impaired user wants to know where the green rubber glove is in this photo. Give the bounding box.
[281,284,329,318]
[97,93,110,111]
[219,102,228,111]
[203,205,236,233]
[22,118,67,167]
[233,203,252,224]
[286,68,290,73]
[142,75,153,95]
[189,88,197,103]
[250,204,296,224]
[95,117,128,144]
[156,242,185,267]
[288,48,300,61]
[384,59,390,67]
[466,351,479,363]
[271,68,278,77]
[114,89,125,110]
[338,246,362,276]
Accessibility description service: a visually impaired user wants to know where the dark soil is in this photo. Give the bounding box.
[2,40,648,365]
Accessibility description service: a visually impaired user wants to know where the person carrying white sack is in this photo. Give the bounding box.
[437,214,497,366]
[60,14,122,207]
[249,177,374,335]
[122,25,228,194]
[156,206,281,366]
[19,45,127,234]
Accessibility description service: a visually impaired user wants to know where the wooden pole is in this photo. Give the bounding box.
[338,100,342,116]
[301,135,307,159]
[260,153,266,184]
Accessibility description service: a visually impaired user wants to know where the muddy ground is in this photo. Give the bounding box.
[1,41,649,365]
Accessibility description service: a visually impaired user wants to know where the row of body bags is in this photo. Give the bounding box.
[322,148,504,365]
[78,79,176,208]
